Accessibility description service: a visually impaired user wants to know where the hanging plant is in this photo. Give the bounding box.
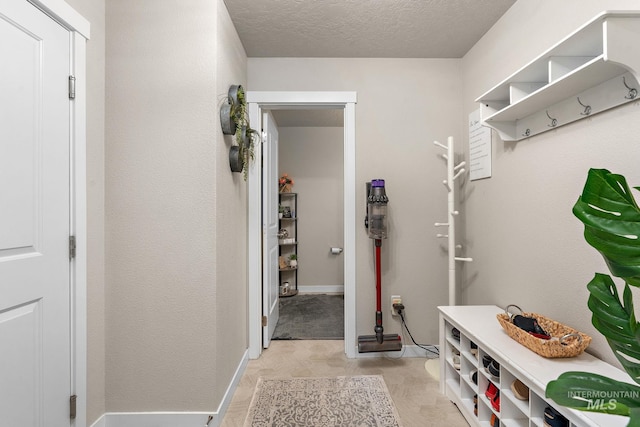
[222,85,260,180]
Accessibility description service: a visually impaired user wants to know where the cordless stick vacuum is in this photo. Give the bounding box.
[358,179,402,353]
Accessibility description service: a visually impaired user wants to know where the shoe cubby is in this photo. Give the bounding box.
[529,393,547,427]
[499,368,528,427]
[439,305,633,427]
[442,319,462,397]
[460,380,477,419]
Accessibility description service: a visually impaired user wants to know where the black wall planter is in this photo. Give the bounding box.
[221,84,243,174]
[220,102,235,135]
[229,145,244,172]
[220,85,242,136]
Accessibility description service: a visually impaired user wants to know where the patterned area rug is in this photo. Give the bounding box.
[243,375,403,427]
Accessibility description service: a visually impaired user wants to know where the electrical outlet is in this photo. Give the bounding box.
[391,295,402,316]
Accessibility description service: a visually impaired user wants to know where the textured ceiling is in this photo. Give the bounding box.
[228,0,515,126]
[224,0,516,58]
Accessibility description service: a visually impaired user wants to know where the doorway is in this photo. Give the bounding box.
[270,109,344,340]
[246,91,357,359]
[0,0,88,425]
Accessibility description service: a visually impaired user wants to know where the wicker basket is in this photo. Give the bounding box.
[496,305,592,358]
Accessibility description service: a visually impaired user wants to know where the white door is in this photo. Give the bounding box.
[0,1,72,426]
[262,111,279,347]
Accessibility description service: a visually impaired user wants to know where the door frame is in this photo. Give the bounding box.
[247,91,357,359]
[261,110,280,348]
[28,1,89,425]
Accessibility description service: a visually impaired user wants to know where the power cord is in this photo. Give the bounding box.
[393,304,440,357]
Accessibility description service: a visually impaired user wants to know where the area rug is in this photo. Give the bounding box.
[272,294,344,340]
[243,375,403,427]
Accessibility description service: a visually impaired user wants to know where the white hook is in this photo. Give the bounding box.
[451,210,459,216]
[453,168,465,181]
[443,180,451,191]
[441,154,449,161]
[454,161,466,171]
[433,141,448,150]
[437,234,449,238]
[455,257,473,262]
[434,222,449,227]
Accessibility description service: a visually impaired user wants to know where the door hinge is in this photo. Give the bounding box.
[68,75,76,100]
[69,395,77,420]
[69,235,76,260]
[262,316,267,327]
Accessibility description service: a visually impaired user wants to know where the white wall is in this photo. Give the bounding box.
[461,0,640,366]
[105,0,247,413]
[249,59,462,344]
[214,0,249,406]
[279,126,344,291]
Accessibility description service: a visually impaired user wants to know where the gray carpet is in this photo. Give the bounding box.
[272,294,344,340]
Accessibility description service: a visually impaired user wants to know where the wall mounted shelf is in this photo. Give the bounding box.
[476,11,640,141]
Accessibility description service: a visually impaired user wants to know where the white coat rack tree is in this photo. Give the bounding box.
[434,137,472,305]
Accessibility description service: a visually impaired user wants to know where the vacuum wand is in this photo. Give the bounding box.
[374,239,383,343]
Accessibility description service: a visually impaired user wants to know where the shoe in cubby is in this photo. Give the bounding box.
[486,359,500,381]
[491,391,500,412]
[452,354,461,370]
[511,379,529,401]
[485,382,499,400]
[482,354,493,368]
[544,406,569,427]
[471,369,478,385]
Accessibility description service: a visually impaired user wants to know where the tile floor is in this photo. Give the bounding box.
[220,340,468,426]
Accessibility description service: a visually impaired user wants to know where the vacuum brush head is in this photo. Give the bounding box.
[358,334,402,353]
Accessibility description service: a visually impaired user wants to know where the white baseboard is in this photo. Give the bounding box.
[215,348,249,424]
[297,285,344,294]
[89,414,106,427]
[100,412,212,427]
[402,344,439,358]
[92,349,250,427]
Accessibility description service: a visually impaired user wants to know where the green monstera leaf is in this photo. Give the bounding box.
[545,169,640,425]
[587,274,640,383]
[546,371,640,418]
[572,169,640,285]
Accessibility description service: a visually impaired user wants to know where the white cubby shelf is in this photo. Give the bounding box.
[439,305,635,427]
[476,11,640,141]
